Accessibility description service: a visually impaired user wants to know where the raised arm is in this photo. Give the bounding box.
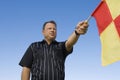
[65,21,89,51]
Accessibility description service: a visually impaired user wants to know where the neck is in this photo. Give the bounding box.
[44,39,54,45]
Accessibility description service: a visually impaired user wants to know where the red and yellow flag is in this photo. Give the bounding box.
[91,0,120,66]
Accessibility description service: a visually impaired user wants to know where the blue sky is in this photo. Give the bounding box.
[0,0,120,80]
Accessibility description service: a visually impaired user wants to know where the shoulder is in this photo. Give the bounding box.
[57,40,67,45]
[55,40,66,43]
[54,40,66,48]
[30,41,43,48]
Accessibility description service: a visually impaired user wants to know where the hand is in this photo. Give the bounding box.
[75,20,89,35]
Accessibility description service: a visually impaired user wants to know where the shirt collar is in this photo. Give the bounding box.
[42,39,57,45]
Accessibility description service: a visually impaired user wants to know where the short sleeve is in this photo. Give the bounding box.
[19,44,33,68]
[62,41,73,57]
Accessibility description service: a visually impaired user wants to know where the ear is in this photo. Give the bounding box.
[42,30,44,35]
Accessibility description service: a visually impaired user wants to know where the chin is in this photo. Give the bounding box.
[51,37,56,40]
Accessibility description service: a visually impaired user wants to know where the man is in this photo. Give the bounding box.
[19,20,88,80]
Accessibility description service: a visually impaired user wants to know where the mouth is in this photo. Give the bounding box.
[50,32,55,36]
[51,34,55,37]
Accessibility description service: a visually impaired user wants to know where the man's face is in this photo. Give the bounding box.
[42,23,57,41]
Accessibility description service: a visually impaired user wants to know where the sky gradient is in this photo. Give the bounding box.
[0,0,120,80]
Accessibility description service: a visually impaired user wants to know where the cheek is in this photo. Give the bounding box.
[55,30,57,33]
[43,30,49,34]
[44,32,49,36]
[43,31,48,36]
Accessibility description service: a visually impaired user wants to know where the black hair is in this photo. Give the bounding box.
[42,20,57,30]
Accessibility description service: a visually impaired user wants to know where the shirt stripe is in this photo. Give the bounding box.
[19,40,73,80]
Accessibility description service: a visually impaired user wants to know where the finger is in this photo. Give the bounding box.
[80,27,88,31]
[77,21,84,26]
[76,21,89,29]
[84,20,88,23]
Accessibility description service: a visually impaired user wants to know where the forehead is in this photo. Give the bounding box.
[45,23,56,28]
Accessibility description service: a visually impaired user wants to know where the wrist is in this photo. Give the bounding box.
[74,30,80,36]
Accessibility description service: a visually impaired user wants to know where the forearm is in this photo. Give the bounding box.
[65,31,80,51]
[21,67,30,80]
[65,21,88,51]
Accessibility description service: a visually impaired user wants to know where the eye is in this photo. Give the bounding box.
[48,28,52,30]
[48,28,56,30]
[53,28,56,30]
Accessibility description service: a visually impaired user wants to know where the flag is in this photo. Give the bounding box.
[91,0,120,66]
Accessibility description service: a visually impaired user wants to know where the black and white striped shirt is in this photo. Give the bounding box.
[19,40,73,80]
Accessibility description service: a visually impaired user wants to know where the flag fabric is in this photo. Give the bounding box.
[91,0,120,66]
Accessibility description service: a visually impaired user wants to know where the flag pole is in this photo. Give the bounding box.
[86,15,92,22]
